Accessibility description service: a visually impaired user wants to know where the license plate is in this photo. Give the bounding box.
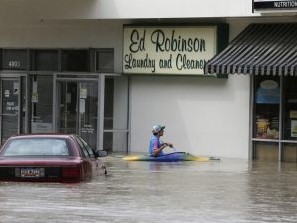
[20,168,43,178]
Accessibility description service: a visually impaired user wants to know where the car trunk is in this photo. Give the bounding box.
[0,156,83,182]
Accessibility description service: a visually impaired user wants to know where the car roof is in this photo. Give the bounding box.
[8,134,76,140]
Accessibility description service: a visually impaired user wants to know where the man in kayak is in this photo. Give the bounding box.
[149,125,173,157]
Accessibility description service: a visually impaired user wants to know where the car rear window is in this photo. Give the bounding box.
[2,138,70,156]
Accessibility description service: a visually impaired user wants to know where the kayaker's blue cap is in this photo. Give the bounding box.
[152,125,165,134]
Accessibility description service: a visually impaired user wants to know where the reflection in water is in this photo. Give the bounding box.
[1,158,297,222]
[247,161,297,223]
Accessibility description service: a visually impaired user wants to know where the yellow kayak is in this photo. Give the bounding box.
[122,152,219,162]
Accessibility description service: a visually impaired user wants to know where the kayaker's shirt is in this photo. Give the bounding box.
[149,135,165,156]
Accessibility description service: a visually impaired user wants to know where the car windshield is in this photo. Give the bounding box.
[2,138,70,156]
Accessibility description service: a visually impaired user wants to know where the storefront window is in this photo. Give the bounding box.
[61,49,89,72]
[254,76,280,140]
[253,141,279,161]
[96,49,114,73]
[0,47,129,153]
[253,75,297,162]
[103,76,129,153]
[282,143,297,162]
[31,50,58,71]
[283,76,297,140]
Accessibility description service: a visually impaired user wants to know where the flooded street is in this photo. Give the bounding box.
[1,157,297,223]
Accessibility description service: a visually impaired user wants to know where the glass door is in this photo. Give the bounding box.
[0,77,25,144]
[56,80,98,148]
[78,82,98,148]
[57,82,78,134]
[30,75,53,133]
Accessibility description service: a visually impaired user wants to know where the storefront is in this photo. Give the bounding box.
[1,0,297,160]
[0,48,129,152]
[205,23,297,162]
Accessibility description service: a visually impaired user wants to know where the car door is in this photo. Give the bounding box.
[74,137,93,179]
[78,136,103,175]
[75,136,100,177]
[84,143,103,175]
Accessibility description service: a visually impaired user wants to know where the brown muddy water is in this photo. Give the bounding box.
[1,157,297,223]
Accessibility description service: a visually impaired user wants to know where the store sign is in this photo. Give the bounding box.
[123,26,217,76]
[254,0,297,10]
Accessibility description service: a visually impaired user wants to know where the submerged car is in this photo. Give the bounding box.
[0,134,108,182]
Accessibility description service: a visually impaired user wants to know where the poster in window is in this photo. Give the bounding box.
[80,99,85,114]
[290,110,297,119]
[291,120,297,137]
[32,93,38,103]
[31,122,53,133]
[256,80,280,104]
[80,88,87,99]
[13,82,19,95]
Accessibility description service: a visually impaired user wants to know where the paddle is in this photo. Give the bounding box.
[161,140,176,151]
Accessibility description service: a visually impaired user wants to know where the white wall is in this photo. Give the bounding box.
[130,75,250,159]
[0,21,124,74]
[0,22,118,46]
[112,76,129,152]
[0,0,258,24]
[93,0,256,19]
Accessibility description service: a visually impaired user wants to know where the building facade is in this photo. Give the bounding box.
[0,0,297,161]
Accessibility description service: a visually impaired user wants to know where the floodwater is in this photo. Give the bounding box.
[1,157,297,223]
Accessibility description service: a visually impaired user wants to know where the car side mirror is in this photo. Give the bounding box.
[95,150,108,157]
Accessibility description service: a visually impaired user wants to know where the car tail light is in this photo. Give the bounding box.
[62,166,81,180]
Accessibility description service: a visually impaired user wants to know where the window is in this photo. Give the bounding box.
[103,76,129,153]
[96,49,114,73]
[2,138,69,156]
[283,76,297,140]
[253,76,280,140]
[253,75,297,162]
[75,136,90,158]
[31,50,58,71]
[76,135,95,158]
[61,49,89,72]
[75,135,96,158]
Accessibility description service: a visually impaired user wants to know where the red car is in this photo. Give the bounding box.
[0,134,108,183]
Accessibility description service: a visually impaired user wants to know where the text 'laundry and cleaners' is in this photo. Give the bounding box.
[123,28,215,75]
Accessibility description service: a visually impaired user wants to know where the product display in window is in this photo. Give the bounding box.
[256,115,279,139]
[254,77,280,140]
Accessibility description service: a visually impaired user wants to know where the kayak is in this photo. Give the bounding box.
[122,152,219,162]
